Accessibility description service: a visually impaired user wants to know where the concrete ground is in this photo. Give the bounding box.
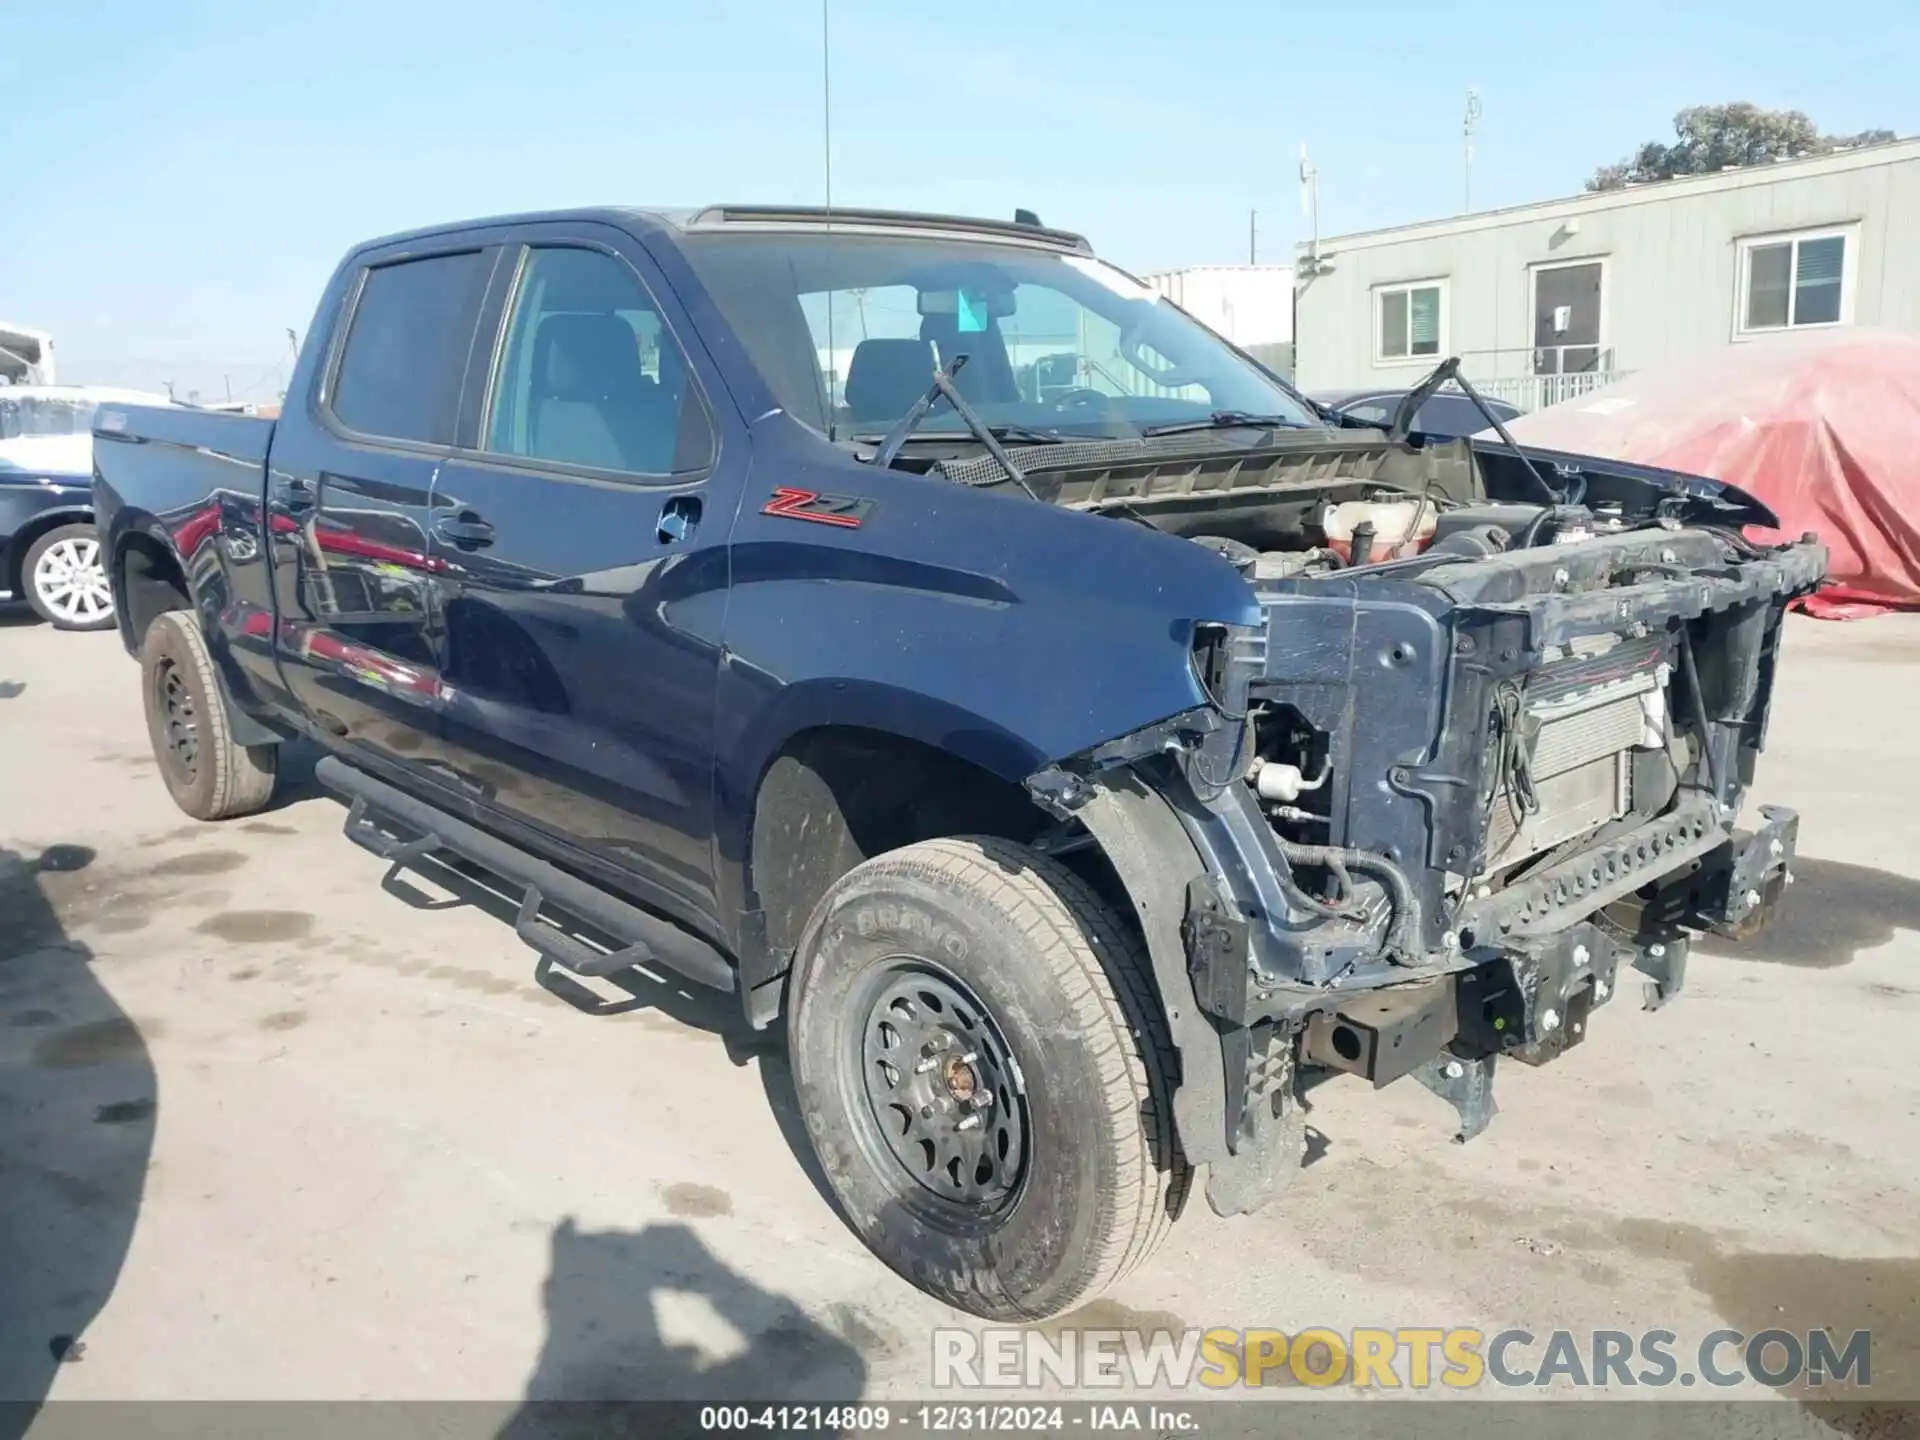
[2,610,1917,1433]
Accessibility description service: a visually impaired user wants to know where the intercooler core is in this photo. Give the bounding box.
[1485,636,1669,869]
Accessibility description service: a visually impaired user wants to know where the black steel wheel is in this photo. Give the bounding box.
[854,962,1029,1213]
[153,657,201,785]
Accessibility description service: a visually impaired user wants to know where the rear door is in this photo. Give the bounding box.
[421,224,741,931]
[266,245,497,765]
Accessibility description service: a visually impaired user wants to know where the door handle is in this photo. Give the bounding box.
[657,495,701,545]
[277,475,316,513]
[433,513,495,549]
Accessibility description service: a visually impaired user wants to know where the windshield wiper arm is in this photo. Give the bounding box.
[1139,410,1312,438]
[867,354,1038,497]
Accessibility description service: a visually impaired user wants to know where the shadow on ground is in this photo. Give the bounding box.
[498,1220,867,1439]
[1699,855,1920,968]
[370,843,837,1214]
[0,844,154,1440]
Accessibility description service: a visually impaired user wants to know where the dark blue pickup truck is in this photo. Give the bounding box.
[93,204,1826,1319]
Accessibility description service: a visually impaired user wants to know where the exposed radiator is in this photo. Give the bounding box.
[1485,651,1666,870]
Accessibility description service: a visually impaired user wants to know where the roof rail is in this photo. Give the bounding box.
[684,204,1093,253]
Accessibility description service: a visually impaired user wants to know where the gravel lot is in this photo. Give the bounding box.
[3,609,1917,1432]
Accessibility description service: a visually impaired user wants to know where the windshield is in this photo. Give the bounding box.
[681,231,1321,441]
[0,394,99,440]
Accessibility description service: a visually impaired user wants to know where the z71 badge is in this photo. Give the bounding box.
[761,486,873,529]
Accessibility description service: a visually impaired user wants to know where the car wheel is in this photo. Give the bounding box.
[788,835,1187,1320]
[140,610,278,820]
[23,523,116,631]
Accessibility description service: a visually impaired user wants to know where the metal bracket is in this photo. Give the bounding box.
[1205,1022,1307,1215]
[1413,1052,1499,1143]
[513,885,656,979]
[341,796,442,888]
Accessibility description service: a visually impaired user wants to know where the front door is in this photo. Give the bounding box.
[268,246,496,766]
[1532,261,1603,378]
[422,229,739,932]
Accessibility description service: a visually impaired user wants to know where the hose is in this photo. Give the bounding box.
[1275,838,1425,964]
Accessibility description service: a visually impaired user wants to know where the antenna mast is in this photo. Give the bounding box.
[820,0,838,432]
[1463,88,1482,212]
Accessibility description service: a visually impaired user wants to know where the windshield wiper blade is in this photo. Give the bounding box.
[1139,410,1312,438]
[867,355,1039,497]
[855,422,1066,446]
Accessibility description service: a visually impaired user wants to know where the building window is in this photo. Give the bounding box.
[1738,229,1851,333]
[1375,281,1446,363]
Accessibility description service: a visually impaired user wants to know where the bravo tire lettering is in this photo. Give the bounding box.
[851,901,969,960]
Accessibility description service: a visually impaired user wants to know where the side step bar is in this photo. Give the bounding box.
[315,755,735,994]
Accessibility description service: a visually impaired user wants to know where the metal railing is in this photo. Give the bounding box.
[1458,346,1623,413]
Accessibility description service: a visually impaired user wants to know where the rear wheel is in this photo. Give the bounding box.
[140,610,278,820]
[788,836,1186,1320]
[23,523,116,631]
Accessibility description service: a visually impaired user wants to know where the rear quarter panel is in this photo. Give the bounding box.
[92,405,282,713]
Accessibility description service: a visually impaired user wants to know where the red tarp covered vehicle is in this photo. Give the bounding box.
[1501,329,1920,618]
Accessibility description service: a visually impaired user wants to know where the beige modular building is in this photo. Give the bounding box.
[1293,137,1920,411]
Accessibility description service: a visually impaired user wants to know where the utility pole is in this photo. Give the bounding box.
[1248,209,1257,265]
[1463,88,1482,213]
[224,374,232,403]
[163,379,176,403]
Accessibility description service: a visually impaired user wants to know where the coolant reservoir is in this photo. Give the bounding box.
[1322,499,1438,564]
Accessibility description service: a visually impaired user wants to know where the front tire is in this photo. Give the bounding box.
[23,523,116,631]
[788,836,1187,1320]
[140,611,278,820]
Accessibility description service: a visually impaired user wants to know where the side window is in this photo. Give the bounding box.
[331,251,489,444]
[484,246,712,476]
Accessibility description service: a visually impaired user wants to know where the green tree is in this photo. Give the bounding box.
[1588,104,1897,190]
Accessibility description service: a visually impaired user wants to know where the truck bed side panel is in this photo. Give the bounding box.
[92,404,289,719]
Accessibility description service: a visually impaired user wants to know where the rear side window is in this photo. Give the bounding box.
[330,251,489,445]
[483,246,713,476]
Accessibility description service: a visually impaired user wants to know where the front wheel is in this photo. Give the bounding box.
[788,836,1187,1320]
[23,523,116,631]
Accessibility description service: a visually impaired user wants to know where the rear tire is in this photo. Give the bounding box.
[788,836,1187,1320]
[140,611,278,820]
[23,523,116,631]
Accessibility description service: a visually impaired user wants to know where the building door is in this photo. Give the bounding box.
[1532,261,1603,376]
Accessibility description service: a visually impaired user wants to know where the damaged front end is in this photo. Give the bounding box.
[1028,516,1827,1217]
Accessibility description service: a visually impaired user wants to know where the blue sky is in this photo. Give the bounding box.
[4,0,1914,399]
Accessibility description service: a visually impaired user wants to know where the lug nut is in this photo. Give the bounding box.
[956,1114,982,1131]
[1444,1060,1464,1079]
[958,1051,978,1065]
[1649,943,1666,958]
[915,1058,938,1074]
